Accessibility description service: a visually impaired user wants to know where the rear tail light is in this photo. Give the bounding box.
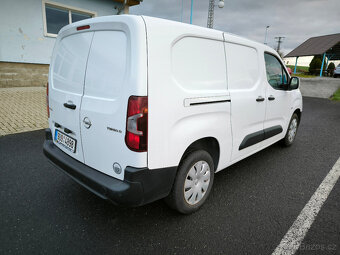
[125,96,148,152]
[46,82,50,118]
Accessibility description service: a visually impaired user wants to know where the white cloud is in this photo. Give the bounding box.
[131,0,340,55]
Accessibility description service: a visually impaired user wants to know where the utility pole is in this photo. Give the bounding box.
[275,36,285,53]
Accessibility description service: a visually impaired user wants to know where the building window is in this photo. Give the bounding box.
[45,5,69,35]
[43,1,96,37]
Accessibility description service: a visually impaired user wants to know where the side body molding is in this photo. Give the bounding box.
[239,125,283,150]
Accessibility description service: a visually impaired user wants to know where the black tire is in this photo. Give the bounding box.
[165,150,214,214]
[282,113,299,147]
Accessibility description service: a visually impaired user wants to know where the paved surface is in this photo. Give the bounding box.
[0,87,48,136]
[0,97,339,255]
[300,77,340,99]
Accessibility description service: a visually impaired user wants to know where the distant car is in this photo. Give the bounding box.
[334,64,340,78]
[287,67,292,75]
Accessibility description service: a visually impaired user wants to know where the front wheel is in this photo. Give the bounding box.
[282,113,299,146]
[165,150,214,214]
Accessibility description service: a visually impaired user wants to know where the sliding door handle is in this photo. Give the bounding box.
[256,96,265,102]
[268,95,275,101]
[63,102,76,110]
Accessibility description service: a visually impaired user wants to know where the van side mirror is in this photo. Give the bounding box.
[289,77,299,90]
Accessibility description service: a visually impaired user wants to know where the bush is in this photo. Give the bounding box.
[327,62,335,76]
[309,56,322,75]
[328,62,335,70]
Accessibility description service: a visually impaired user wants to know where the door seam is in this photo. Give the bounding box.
[79,31,96,163]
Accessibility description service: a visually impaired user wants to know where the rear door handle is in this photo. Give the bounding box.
[256,96,265,102]
[63,103,76,110]
[268,95,275,101]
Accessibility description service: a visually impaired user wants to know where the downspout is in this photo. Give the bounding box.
[117,0,129,14]
[124,0,129,14]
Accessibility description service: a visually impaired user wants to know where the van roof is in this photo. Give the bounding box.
[141,15,275,53]
[59,14,275,55]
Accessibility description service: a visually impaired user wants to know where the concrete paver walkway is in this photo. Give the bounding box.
[0,87,48,136]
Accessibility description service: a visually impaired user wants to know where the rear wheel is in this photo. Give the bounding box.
[165,150,214,214]
[282,113,299,146]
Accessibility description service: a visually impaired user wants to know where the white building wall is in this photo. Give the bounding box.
[284,56,340,67]
[284,56,313,67]
[0,0,121,64]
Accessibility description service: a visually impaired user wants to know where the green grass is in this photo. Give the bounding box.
[331,88,340,101]
[287,65,309,73]
[286,65,318,78]
[292,73,316,78]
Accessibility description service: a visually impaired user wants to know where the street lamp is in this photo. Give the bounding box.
[207,0,224,28]
[264,25,270,45]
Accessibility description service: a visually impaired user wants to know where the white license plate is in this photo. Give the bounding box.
[55,129,76,153]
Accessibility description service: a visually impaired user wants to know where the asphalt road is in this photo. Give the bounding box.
[1,97,339,255]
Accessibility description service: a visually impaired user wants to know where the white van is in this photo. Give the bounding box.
[43,15,302,214]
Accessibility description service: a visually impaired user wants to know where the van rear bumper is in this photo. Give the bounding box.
[43,129,177,207]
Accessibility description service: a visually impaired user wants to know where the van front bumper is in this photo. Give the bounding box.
[43,129,177,207]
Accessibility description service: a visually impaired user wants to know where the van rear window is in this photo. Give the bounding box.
[84,31,127,99]
[52,32,93,94]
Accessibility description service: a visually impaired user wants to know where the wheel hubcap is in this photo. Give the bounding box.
[184,161,211,205]
[288,118,298,143]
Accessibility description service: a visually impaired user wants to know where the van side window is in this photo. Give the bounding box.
[264,53,288,89]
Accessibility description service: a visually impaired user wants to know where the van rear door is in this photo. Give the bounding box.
[80,26,148,181]
[49,32,94,162]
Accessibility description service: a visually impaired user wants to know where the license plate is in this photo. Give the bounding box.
[55,129,76,153]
